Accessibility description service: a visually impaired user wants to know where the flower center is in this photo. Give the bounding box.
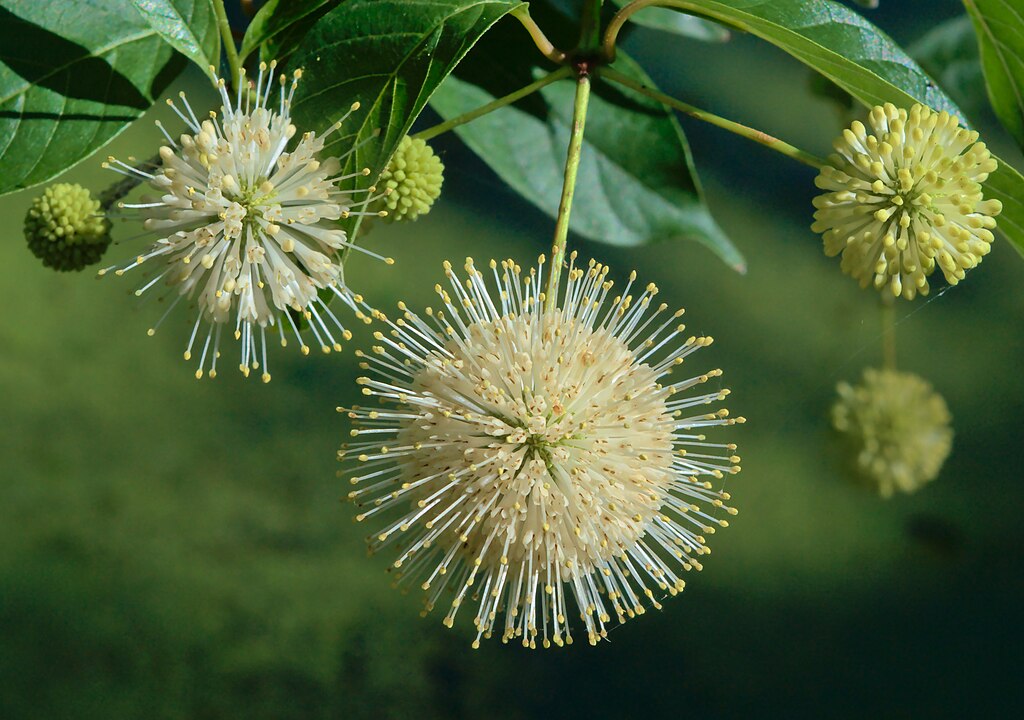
[525,432,549,450]
[230,178,276,217]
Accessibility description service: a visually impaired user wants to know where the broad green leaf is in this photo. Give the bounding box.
[291,0,524,195]
[964,0,1024,149]
[0,0,183,197]
[129,0,220,77]
[609,0,730,41]
[239,0,338,63]
[909,15,988,122]
[664,1,962,116]
[429,7,744,270]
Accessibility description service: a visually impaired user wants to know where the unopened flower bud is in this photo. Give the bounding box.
[24,183,111,272]
[378,136,444,222]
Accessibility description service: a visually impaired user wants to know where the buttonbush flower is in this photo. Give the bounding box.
[340,255,742,648]
[378,135,445,222]
[101,62,391,381]
[25,183,111,272]
[812,103,1001,300]
[832,367,953,498]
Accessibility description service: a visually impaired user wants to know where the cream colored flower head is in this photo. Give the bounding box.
[813,103,1001,300]
[340,254,743,648]
[833,367,953,498]
[101,62,390,381]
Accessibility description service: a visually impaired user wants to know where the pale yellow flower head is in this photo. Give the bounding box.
[813,103,1001,300]
[832,367,953,498]
[341,255,743,648]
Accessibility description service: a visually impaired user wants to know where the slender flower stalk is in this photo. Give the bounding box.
[546,72,592,311]
[340,255,742,648]
[603,1,736,62]
[510,5,567,64]
[211,0,242,87]
[414,67,572,143]
[101,63,390,381]
[599,68,825,169]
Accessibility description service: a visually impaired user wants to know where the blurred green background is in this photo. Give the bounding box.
[2,1,1023,718]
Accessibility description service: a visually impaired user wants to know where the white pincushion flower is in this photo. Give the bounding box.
[812,103,1002,300]
[102,62,391,381]
[340,255,742,648]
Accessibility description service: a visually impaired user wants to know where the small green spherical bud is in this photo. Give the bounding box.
[832,367,953,498]
[24,183,111,272]
[378,136,444,222]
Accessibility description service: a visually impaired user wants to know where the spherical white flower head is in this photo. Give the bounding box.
[102,62,390,381]
[833,367,953,498]
[812,103,1002,300]
[341,255,743,648]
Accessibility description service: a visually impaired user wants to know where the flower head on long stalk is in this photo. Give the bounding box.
[340,254,742,648]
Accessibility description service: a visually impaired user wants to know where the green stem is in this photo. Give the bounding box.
[604,0,713,61]
[212,0,242,89]
[579,0,605,52]
[881,300,897,371]
[599,67,826,169]
[511,6,567,64]
[414,67,572,142]
[546,72,592,311]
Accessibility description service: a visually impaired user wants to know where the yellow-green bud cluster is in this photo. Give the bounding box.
[832,367,953,498]
[812,103,1001,300]
[24,183,111,272]
[378,136,444,222]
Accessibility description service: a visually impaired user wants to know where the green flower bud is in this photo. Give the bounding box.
[24,183,111,272]
[378,136,444,222]
[832,368,953,498]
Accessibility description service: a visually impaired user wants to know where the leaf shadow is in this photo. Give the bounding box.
[0,5,150,110]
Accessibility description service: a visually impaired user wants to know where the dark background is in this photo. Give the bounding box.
[2,1,1022,717]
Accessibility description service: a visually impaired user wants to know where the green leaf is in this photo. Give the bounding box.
[239,0,339,64]
[987,160,1024,258]
[659,1,963,115]
[0,0,183,197]
[609,0,730,42]
[964,0,1024,149]
[429,7,743,270]
[291,0,524,193]
[909,15,988,122]
[129,0,220,76]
